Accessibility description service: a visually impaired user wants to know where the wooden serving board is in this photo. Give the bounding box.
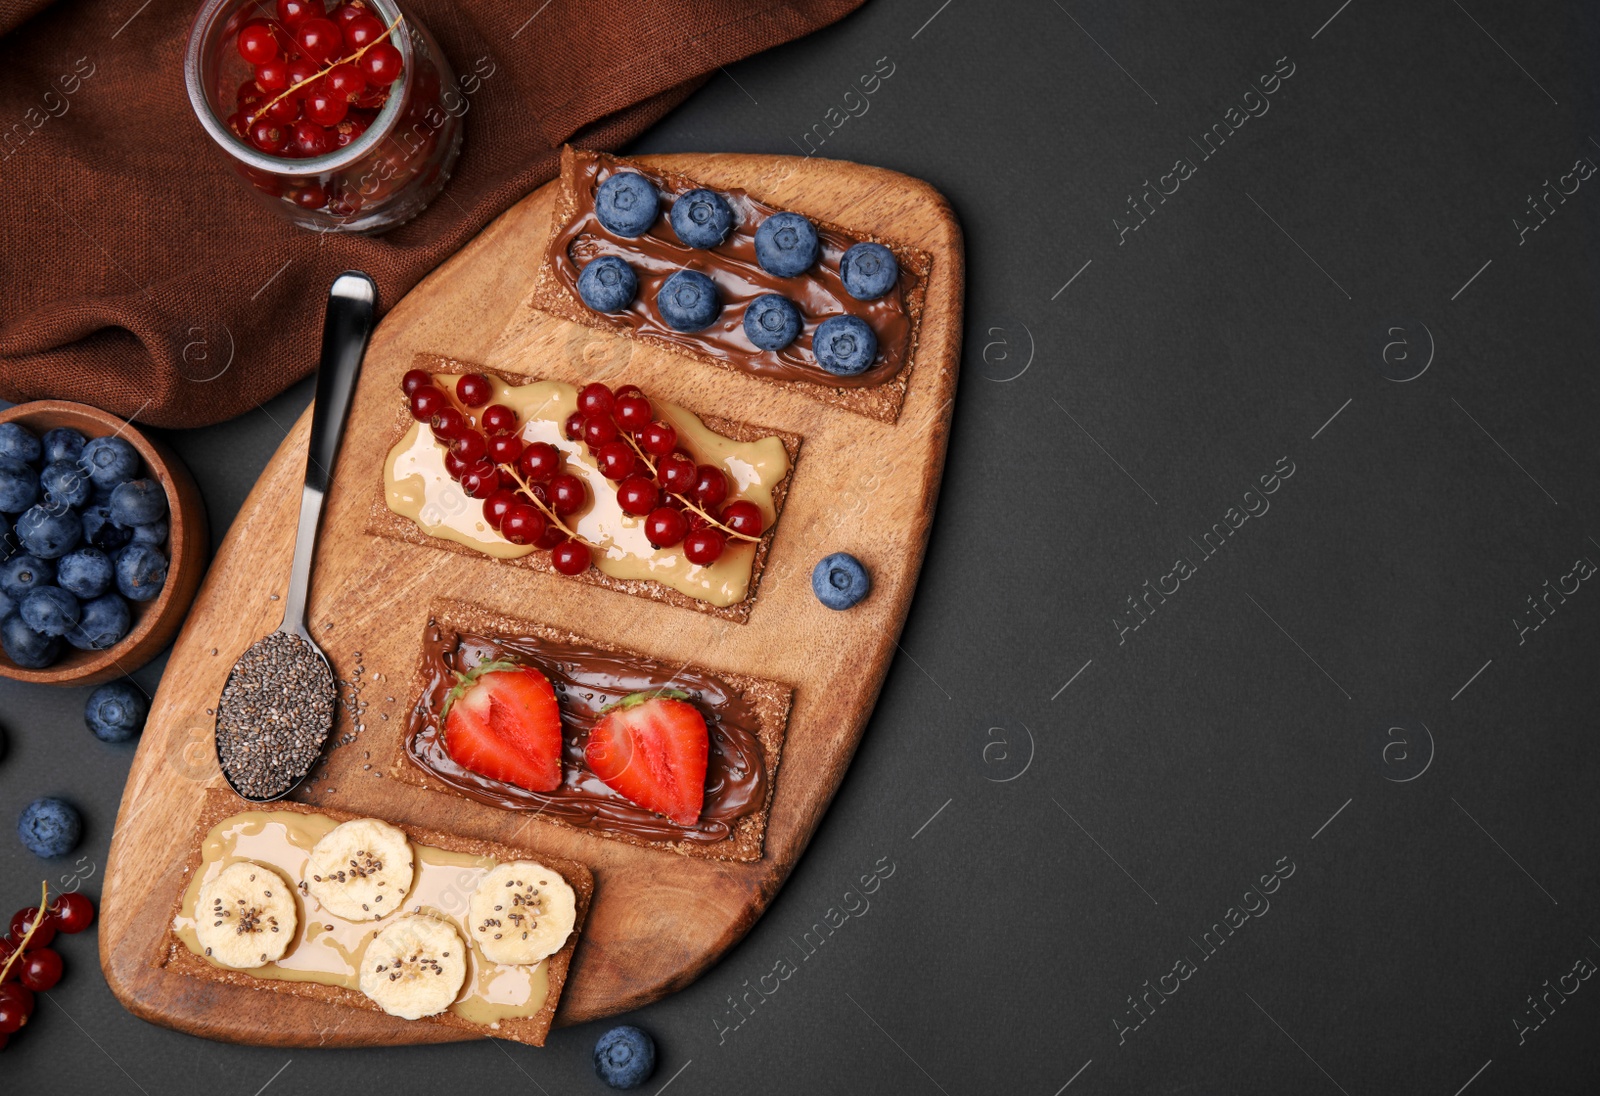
[99,153,963,1045]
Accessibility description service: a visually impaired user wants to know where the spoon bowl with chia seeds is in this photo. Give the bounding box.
[216,272,377,802]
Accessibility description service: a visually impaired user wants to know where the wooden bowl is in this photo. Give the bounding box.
[0,401,207,686]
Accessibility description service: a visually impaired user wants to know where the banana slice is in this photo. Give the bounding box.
[195,862,298,970]
[359,915,467,1019]
[466,861,576,965]
[303,818,414,922]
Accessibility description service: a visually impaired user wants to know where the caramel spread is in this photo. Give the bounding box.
[172,810,549,1026]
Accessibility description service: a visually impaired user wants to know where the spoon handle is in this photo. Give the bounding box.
[280,271,378,637]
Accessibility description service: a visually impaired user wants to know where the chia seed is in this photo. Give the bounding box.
[215,631,336,799]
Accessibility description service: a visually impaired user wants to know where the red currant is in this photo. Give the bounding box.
[250,118,289,153]
[296,16,343,63]
[289,120,330,157]
[455,373,491,407]
[516,442,561,481]
[721,499,763,537]
[255,58,291,93]
[684,528,726,565]
[639,420,677,456]
[226,111,250,139]
[564,411,586,441]
[460,461,499,499]
[661,454,697,494]
[268,94,302,123]
[288,182,328,208]
[614,394,652,429]
[451,429,487,464]
[410,385,444,421]
[535,520,567,549]
[617,475,659,516]
[287,56,320,89]
[548,473,586,516]
[7,908,51,949]
[0,984,33,1034]
[304,87,348,126]
[578,382,615,418]
[443,450,469,480]
[237,20,280,65]
[48,893,93,935]
[583,415,619,448]
[343,12,385,48]
[614,383,644,400]
[19,949,61,992]
[335,0,371,30]
[595,440,637,481]
[429,406,469,441]
[551,539,592,576]
[644,506,688,548]
[500,503,546,545]
[353,84,390,110]
[488,434,523,465]
[693,465,729,508]
[482,488,517,530]
[325,185,363,217]
[360,40,403,84]
[277,0,322,26]
[401,369,431,396]
[481,404,518,436]
[323,63,367,104]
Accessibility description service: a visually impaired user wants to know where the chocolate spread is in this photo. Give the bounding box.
[547,149,916,388]
[406,621,767,845]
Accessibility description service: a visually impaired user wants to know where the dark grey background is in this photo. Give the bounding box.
[5,0,1599,1091]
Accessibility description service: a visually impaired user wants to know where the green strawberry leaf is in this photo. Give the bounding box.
[600,688,691,714]
[440,659,524,724]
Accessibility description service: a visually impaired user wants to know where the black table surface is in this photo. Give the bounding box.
[6,1,1600,1091]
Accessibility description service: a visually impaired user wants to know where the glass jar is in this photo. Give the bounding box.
[184,0,463,234]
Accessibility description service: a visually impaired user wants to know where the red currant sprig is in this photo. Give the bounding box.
[245,12,404,130]
[0,883,90,1042]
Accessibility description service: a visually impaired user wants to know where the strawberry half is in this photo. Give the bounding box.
[442,660,563,793]
[584,690,709,826]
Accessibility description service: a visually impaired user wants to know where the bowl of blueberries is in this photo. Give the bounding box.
[0,401,207,685]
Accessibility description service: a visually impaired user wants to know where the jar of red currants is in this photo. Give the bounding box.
[185,0,463,233]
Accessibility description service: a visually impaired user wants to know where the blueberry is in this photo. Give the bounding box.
[16,503,82,558]
[66,593,130,651]
[0,423,41,465]
[839,242,899,300]
[115,544,167,602]
[812,552,871,610]
[80,435,140,489]
[0,455,40,514]
[82,503,133,552]
[0,511,11,558]
[1,612,61,668]
[18,797,81,858]
[577,255,639,313]
[669,188,734,249]
[0,590,12,618]
[40,459,92,509]
[42,427,87,465]
[110,478,168,527]
[0,554,54,599]
[813,315,878,376]
[21,586,79,637]
[86,680,148,743]
[657,270,720,332]
[593,1025,656,1089]
[58,547,113,599]
[595,171,660,237]
[743,295,803,351]
[132,519,168,547]
[754,211,820,277]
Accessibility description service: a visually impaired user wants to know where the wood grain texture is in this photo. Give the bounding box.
[99,153,963,1046]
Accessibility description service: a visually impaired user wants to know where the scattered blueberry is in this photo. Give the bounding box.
[110,478,168,527]
[1,612,62,668]
[21,586,79,637]
[669,188,734,248]
[40,459,92,508]
[80,435,139,489]
[86,680,148,743]
[132,518,168,547]
[18,797,81,859]
[593,1025,657,1089]
[0,554,54,599]
[0,455,40,514]
[82,503,133,552]
[42,427,86,465]
[813,315,878,376]
[743,294,803,351]
[0,423,41,465]
[839,242,899,300]
[58,547,113,599]
[115,544,167,602]
[67,593,130,651]
[754,211,820,277]
[657,270,721,332]
[577,255,639,313]
[812,552,871,610]
[595,171,661,237]
[16,503,83,558]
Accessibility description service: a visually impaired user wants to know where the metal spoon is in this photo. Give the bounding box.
[214,271,378,802]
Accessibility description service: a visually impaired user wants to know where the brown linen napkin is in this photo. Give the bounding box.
[0,0,864,427]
